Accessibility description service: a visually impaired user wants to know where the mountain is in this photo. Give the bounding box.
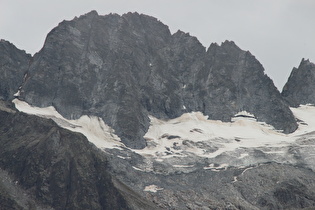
[18,11,296,149]
[1,11,315,209]
[282,58,315,107]
[196,41,297,134]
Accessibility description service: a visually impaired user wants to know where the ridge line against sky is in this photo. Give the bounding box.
[0,0,314,90]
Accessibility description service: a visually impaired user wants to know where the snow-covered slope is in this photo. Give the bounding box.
[13,99,315,171]
[13,99,123,149]
[130,106,315,171]
[137,111,288,158]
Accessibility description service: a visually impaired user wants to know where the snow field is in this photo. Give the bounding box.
[13,99,123,149]
[12,99,315,172]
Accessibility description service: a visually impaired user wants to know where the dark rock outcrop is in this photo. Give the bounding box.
[196,41,297,133]
[0,101,158,210]
[282,58,315,107]
[20,11,173,149]
[0,40,31,101]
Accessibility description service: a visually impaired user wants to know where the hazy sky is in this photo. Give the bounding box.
[1,0,314,90]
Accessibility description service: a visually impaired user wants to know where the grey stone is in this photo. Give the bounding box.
[0,102,159,210]
[0,40,31,101]
[196,41,298,133]
[282,58,315,107]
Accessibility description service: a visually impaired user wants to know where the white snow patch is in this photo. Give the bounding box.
[234,110,255,118]
[12,98,315,171]
[132,106,315,170]
[239,153,249,159]
[117,155,130,160]
[144,185,163,193]
[232,176,238,183]
[133,111,291,159]
[204,163,229,171]
[291,105,315,135]
[241,166,254,176]
[12,99,123,150]
[13,90,20,97]
[132,166,145,172]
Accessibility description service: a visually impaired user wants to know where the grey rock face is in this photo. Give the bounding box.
[196,41,298,133]
[18,11,297,148]
[0,40,31,101]
[282,58,315,107]
[0,102,158,210]
[20,11,173,149]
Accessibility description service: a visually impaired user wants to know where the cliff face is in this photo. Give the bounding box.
[195,41,297,133]
[17,11,296,149]
[20,11,173,149]
[0,101,157,210]
[0,40,31,101]
[282,59,315,107]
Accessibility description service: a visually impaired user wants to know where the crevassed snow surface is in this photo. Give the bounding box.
[134,111,290,158]
[12,99,315,170]
[133,107,315,170]
[13,99,123,149]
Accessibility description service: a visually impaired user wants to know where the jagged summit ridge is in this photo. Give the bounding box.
[282,58,315,107]
[3,11,297,149]
[200,40,297,133]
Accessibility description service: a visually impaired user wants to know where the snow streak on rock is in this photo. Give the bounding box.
[13,99,123,149]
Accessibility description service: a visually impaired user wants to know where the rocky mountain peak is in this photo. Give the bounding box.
[2,11,297,148]
[84,9,99,16]
[207,40,244,61]
[282,58,315,107]
[198,40,297,134]
[221,40,239,48]
[300,58,315,67]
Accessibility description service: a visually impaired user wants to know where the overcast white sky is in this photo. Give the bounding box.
[0,0,314,90]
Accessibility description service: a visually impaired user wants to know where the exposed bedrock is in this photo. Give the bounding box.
[14,11,297,148]
[282,58,315,107]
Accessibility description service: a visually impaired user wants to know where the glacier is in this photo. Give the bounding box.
[13,98,315,173]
